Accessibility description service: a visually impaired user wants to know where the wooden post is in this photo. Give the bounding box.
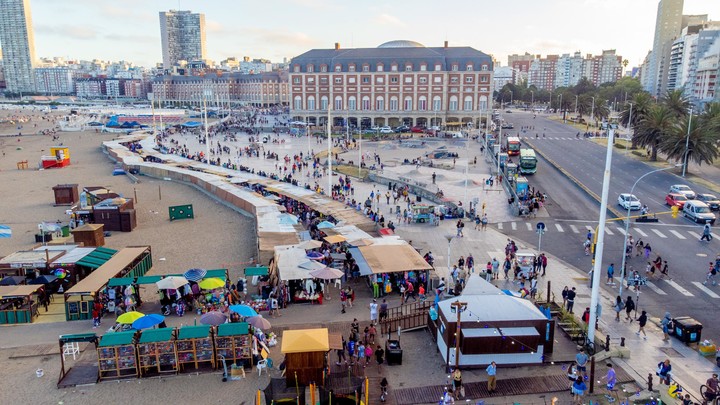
[546,280,551,304]
[450,300,467,370]
[134,187,138,204]
[158,185,162,201]
[589,356,596,393]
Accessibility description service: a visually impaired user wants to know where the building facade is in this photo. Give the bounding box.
[693,38,719,107]
[646,0,685,96]
[527,50,623,91]
[159,10,207,69]
[34,67,73,94]
[289,41,493,128]
[75,78,106,99]
[0,0,37,93]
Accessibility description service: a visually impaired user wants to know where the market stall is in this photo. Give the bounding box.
[215,322,253,369]
[176,325,215,372]
[0,250,64,279]
[348,241,433,296]
[96,331,138,380]
[270,245,323,304]
[0,285,41,324]
[137,328,177,377]
[281,328,329,386]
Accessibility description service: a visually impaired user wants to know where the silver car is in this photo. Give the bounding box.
[670,184,696,199]
[617,193,641,210]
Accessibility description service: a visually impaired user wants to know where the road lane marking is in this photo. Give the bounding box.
[644,281,667,295]
[687,231,700,239]
[585,226,594,232]
[555,224,564,232]
[634,228,648,237]
[692,282,720,298]
[669,230,686,239]
[498,223,503,230]
[570,225,580,233]
[651,229,667,238]
[615,228,626,236]
[511,222,517,230]
[664,279,694,296]
[526,222,532,231]
[604,227,614,235]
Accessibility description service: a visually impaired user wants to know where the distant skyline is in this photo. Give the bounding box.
[22,0,720,68]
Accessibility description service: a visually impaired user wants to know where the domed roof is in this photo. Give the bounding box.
[377,40,425,48]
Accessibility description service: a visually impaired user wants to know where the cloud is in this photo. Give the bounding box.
[35,25,98,40]
[374,13,406,27]
[104,33,157,43]
[206,20,227,34]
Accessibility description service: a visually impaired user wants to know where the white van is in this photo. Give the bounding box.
[682,200,716,225]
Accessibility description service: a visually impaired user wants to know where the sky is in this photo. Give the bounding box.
[27,0,720,68]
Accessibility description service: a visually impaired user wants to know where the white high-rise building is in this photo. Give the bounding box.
[159,10,206,69]
[646,0,684,96]
[0,0,37,93]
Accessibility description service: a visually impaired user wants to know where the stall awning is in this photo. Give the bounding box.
[75,247,118,269]
[65,247,149,296]
[244,266,268,276]
[108,278,133,287]
[281,328,329,353]
[0,285,41,298]
[217,322,249,336]
[355,244,433,274]
[204,269,227,281]
[136,275,162,285]
[177,325,210,340]
[59,333,98,345]
[98,330,136,347]
[138,328,175,343]
[323,235,346,244]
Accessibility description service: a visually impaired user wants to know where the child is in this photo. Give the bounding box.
[364,344,372,366]
[92,308,100,328]
[357,342,366,367]
[418,284,426,301]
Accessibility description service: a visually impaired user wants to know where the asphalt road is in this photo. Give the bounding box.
[496,110,720,340]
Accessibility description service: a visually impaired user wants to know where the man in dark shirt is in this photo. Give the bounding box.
[566,287,577,313]
[379,299,388,321]
[706,373,719,401]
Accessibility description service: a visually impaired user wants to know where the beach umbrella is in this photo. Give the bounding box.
[183,268,207,282]
[198,277,225,290]
[309,267,344,280]
[132,314,165,330]
[247,315,272,330]
[299,260,326,270]
[278,214,299,225]
[28,275,58,285]
[229,304,258,318]
[317,221,335,229]
[200,310,227,326]
[53,268,68,279]
[156,276,189,290]
[0,276,24,286]
[306,251,324,260]
[296,239,322,250]
[117,311,145,324]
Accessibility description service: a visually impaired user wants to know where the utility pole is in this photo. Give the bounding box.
[450,300,468,370]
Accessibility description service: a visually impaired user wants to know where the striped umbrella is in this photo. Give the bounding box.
[183,268,207,282]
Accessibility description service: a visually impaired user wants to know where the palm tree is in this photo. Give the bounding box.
[576,95,592,119]
[635,104,673,161]
[621,92,653,148]
[698,102,720,135]
[592,99,610,125]
[661,89,690,119]
[659,114,720,171]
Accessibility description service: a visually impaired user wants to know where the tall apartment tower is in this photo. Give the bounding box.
[159,10,207,69]
[0,0,37,93]
[647,0,684,97]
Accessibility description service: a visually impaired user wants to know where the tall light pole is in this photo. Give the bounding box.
[327,105,332,196]
[618,165,680,296]
[203,88,212,165]
[445,235,454,282]
[590,96,596,128]
[558,94,563,121]
[625,103,633,155]
[530,91,534,110]
[682,108,693,177]
[450,300,468,370]
[574,95,578,115]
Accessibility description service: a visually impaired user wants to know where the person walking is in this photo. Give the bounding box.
[575,348,589,380]
[379,298,388,321]
[481,214,488,230]
[602,363,619,403]
[466,254,475,273]
[562,286,570,309]
[614,296,623,321]
[701,222,713,241]
[704,262,718,286]
[375,345,384,367]
[624,296,635,321]
[566,287,576,313]
[369,299,378,324]
[540,253,548,276]
[606,263,616,285]
[452,368,463,399]
[486,361,497,393]
[705,373,719,403]
[637,310,648,339]
[571,375,587,405]
[657,359,672,385]
[661,312,672,341]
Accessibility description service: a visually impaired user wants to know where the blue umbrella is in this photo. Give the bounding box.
[317,221,335,229]
[131,314,165,330]
[229,304,258,318]
[306,251,324,260]
[278,214,299,225]
[184,268,207,282]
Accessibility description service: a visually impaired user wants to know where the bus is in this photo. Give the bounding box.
[505,136,521,156]
[519,148,537,174]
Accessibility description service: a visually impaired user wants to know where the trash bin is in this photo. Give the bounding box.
[385,340,402,365]
[672,317,702,344]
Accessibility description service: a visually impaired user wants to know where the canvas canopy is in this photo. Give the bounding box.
[0,285,41,298]
[281,328,329,353]
[353,244,433,275]
[323,235,346,244]
[274,245,314,281]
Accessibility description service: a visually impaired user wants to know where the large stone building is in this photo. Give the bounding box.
[288,40,493,129]
[527,50,623,91]
[0,0,37,93]
[34,67,73,94]
[159,10,207,69]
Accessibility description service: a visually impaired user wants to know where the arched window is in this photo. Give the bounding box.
[390,96,399,111]
[294,96,302,110]
[418,96,427,111]
[334,96,343,110]
[463,96,473,111]
[376,96,385,111]
[320,96,328,110]
[449,96,458,111]
[432,96,442,111]
[362,96,370,110]
[404,96,413,111]
[348,96,356,110]
[479,95,488,111]
[307,96,315,110]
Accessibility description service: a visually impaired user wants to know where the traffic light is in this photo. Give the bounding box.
[671,206,679,218]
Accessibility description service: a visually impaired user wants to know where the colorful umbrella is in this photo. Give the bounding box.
[131,314,165,330]
[183,268,207,282]
[309,267,344,280]
[200,310,227,326]
[28,275,58,285]
[156,276,189,290]
[117,311,145,324]
[53,268,68,279]
[279,214,299,225]
[306,251,324,260]
[229,304,258,318]
[247,315,272,330]
[198,277,225,290]
[317,221,335,229]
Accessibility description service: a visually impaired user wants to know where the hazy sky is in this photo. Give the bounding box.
[28,0,719,68]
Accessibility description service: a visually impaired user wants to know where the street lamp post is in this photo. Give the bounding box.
[682,108,693,177]
[558,94,563,121]
[445,235,454,284]
[590,97,596,128]
[618,166,679,297]
[574,95,578,115]
[450,300,468,370]
[625,103,633,155]
[530,91,534,110]
[203,88,212,166]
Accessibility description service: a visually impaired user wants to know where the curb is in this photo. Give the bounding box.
[525,139,623,219]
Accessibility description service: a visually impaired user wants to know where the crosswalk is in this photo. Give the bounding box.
[520,136,584,141]
[497,221,703,242]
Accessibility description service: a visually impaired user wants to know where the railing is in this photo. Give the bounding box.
[379,300,433,334]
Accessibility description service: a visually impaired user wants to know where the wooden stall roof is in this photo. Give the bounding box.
[0,285,41,298]
[98,331,136,347]
[0,250,64,266]
[138,328,175,343]
[177,325,211,340]
[71,224,104,233]
[281,328,329,354]
[357,244,433,274]
[323,235,346,244]
[65,247,150,296]
[216,322,249,336]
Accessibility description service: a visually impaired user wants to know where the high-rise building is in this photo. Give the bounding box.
[0,0,37,93]
[159,10,206,69]
[646,0,684,96]
[34,67,73,94]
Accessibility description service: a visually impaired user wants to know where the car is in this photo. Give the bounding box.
[379,126,394,134]
[682,201,716,224]
[669,184,696,199]
[393,125,410,133]
[665,193,688,208]
[697,194,720,211]
[617,193,641,210]
[411,125,426,133]
[501,122,514,129]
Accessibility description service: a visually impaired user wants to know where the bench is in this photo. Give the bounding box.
[17,160,28,170]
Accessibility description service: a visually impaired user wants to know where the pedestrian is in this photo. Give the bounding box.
[379,298,388,321]
[606,263,616,285]
[704,261,718,286]
[456,219,464,237]
[369,299,378,324]
[336,337,347,365]
[566,287,576,313]
[637,310,648,339]
[486,361,497,393]
[660,260,670,279]
[340,289,347,314]
[705,373,719,403]
[602,363,618,403]
[491,258,500,279]
[380,377,388,402]
[466,254,474,273]
[657,359,672,385]
[368,323,376,345]
[644,243,652,259]
[540,253,548,276]
[562,286,569,309]
[624,296,635,321]
[701,223,713,241]
[503,257,511,279]
[661,312,672,341]
[375,345,384,366]
[581,307,591,324]
[452,368,463,399]
[571,375,587,405]
[405,282,416,303]
[635,239,644,256]
[575,348,588,379]
[614,296,623,321]
[357,341,366,367]
[481,214,488,230]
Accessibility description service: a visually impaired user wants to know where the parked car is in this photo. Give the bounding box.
[501,122,514,129]
[669,184,696,199]
[617,193,641,210]
[682,200,716,224]
[411,125,426,133]
[393,125,410,133]
[380,126,394,134]
[697,194,720,211]
[665,193,688,208]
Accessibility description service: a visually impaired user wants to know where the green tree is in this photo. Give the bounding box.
[635,104,673,161]
[592,99,610,124]
[659,114,720,170]
[576,95,593,118]
[661,89,690,119]
[621,92,653,148]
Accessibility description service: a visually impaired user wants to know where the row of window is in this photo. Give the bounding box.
[293,95,488,112]
[293,62,490,73]
[292,75,488,85]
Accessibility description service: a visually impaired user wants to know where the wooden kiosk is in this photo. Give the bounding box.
[137,328,178,377]
[97,331,138,380]
[0,285,40,324]
[215,322,253,368]
[176,325,215,371]
[281,328,330,385]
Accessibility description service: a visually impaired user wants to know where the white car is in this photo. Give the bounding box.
[617,193,641,210]
[379,126,393,134]
[669,184,696,199]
